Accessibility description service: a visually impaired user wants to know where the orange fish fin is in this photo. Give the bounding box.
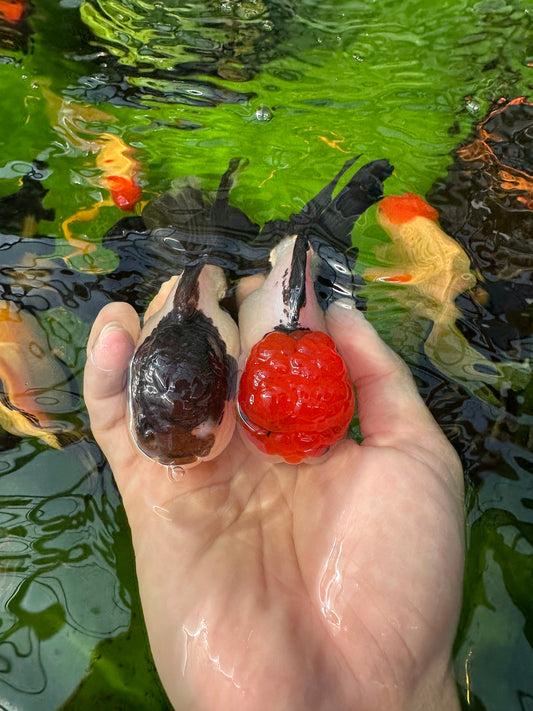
[97,134,141,211]
[379,193,439,224]
[61,199,114,251]
[378,273,413,283]
[364,267,413,284]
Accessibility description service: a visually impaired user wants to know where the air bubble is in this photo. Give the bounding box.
[255,105,273,122]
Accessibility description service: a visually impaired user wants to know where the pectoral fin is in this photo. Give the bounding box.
[364,266,414,284]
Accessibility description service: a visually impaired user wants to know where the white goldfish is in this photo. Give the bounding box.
[365,192,530,399]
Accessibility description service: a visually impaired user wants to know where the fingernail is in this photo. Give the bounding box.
[331,298,357,311]
[90,321,129,372]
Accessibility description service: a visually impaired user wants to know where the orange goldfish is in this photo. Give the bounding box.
[61,131,142,264]
[96,132,142,211]
[0,0,25,24]
[0,300,72,447]
[367,192,476,302]
[365,192,529,398]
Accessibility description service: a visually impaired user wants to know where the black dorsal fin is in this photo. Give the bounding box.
[173,262,204,316]
[284,233,309,329]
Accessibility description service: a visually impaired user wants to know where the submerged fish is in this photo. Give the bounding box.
[258,156,394,309]
[96,132,142,211]
[365,192,530,396]
[39,87,141,264]
[0,166,81,447]
[455,96,533,211]
[61,131,142,262]
[143,156,266,277]
[0,0,31,52]
[151,155,394,306]
[0,300,71,448]
[0,0,26,25]
[129,263,239,468]
[426,97,533,364]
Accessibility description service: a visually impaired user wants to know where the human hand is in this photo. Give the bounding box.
[84,298,464,711]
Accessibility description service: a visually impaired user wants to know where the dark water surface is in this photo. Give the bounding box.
[0,1,531,709]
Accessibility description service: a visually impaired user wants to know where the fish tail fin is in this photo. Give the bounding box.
[305,158,393,310]
[213,157,248,207]
[316,158,394,251]
[210,157,261,243]
[144,158,261,271]
[425,321,531,403]
[299,155,361,221]
[0,386,62,449]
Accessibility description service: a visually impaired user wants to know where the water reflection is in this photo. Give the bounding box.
[454,446,533,711]
[74,0,296,108]
[0,440,130,709]
[427,98,533,365]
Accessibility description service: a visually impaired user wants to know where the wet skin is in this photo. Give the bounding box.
[85,298,464,711]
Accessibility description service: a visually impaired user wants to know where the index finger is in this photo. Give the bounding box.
[325,301,457,465]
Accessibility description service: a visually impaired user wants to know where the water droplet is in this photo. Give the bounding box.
[255,105,273,122]
[168,464,185,482]
[153,505,172,520]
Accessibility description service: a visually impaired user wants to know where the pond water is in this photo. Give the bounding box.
[0,0,531,709]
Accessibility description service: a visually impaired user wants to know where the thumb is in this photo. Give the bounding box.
[84,301,140,442]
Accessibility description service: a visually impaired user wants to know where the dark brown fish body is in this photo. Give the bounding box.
[129,263,239,467]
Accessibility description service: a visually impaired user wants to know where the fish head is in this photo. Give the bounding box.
[377,192,439,235]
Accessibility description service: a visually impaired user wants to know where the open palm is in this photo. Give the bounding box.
[84,300,464,711]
